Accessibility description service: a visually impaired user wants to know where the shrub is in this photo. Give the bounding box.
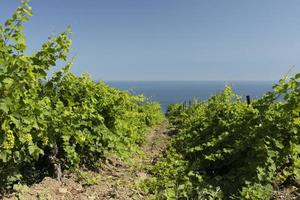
[148,82,300,199]
[0,1,164,192]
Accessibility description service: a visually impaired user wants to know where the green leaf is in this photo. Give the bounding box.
[0,102,9,113]
[294,117,300,125]
[28,145,35,155]
[2,77,14,88]
[0,151,8,162]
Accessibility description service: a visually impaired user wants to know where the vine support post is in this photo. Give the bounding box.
[246,95,251,105]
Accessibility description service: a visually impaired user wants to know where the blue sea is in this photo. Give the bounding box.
[106,81,275,112]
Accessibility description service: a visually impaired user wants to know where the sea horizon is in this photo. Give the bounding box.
[106,80,276,112]
[103,80,277,82]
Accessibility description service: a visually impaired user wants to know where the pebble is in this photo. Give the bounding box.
[58,187,68,194]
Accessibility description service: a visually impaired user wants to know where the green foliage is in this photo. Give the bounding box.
[147,82,300,199]
[240,183,273,200]
[0,1,164,192]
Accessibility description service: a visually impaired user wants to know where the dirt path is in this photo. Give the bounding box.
[5,122,170,200]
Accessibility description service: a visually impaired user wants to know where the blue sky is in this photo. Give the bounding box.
[1,0,300,81]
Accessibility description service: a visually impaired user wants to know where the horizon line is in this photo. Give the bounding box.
[102,79,277,82]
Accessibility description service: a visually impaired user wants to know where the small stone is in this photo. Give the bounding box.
[88,195,96,200]
[58,187,68,194]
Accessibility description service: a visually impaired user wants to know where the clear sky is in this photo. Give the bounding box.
[1,0,300,81]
